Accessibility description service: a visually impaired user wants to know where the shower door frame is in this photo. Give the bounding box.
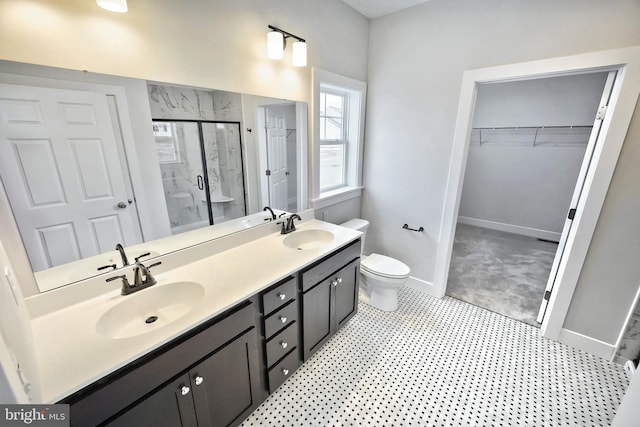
[153,119,247,228]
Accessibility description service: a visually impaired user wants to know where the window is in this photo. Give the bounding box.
[153,121,182,164]
[312,69,367,206]
[319,88,348,190]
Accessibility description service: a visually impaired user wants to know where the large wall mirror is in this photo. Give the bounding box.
[0,60,309,293]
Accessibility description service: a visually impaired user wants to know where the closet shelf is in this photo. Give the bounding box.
[470,125,593,147]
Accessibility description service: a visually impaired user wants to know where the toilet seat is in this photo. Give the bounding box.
[361,253,410,279]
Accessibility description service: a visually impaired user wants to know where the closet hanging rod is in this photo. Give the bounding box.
[471,125,592,131]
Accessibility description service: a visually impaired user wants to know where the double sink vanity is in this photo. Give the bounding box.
[25,214,362,426]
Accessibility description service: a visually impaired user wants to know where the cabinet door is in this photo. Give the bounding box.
[190,329,261,427]
[302,278,333,361]
[106,374,197,427]
[334,259,360,330]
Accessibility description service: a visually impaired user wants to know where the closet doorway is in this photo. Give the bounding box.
[446,71,615,326]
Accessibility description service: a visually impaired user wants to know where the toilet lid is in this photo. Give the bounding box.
[361,253,410,278]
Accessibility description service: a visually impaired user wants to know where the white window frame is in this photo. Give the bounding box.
[311,68,366,209]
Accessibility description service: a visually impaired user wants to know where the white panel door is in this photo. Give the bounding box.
[0,84,141,271]
[536,71,618,323]
[265,107,288,210]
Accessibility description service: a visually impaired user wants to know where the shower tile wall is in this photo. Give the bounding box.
[616,292,640,363]
[147,84,242,121]
[148,84,246,227]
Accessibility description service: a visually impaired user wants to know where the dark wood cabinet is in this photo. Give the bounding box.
[301,240,360,361]
[106,374,197,427]
[64,301,262,427]
[108,329,259,427]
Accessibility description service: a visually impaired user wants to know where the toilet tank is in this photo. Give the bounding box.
[340,219,369,252]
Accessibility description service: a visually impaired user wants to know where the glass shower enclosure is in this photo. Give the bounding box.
[153,120,246,235]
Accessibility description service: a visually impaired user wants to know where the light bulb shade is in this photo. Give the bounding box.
[97,0,128,13]
[267,31,284,60]
[292,41,307,67]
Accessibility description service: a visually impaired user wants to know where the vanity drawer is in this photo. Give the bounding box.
[265,322,299,367]
[262,277,296,315]
[264,300,298,338]
[268,349,300,394]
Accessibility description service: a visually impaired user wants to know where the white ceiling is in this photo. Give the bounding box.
[340,0,430,19]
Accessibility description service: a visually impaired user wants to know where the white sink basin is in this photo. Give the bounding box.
[283,229,334,250]
[96,282,204,339]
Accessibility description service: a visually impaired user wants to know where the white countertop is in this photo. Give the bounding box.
[27,219,361,403]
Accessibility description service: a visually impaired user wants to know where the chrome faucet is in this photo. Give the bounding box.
[115,243,129,266]
[263,206,276,221]
[278,214,302,234]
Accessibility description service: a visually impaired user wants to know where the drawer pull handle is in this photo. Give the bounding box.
[194,376,204,386]
[282,368,289,376]
[181,386,190,396]
[277,292,286,300]
[280,341,288,349]
[279,316,287,324]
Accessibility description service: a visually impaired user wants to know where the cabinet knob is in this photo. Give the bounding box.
[277,292,286,300]
[194,376,204,386]
[280,341,288,349]
[337,277,343,284]
[180,386,190,396]
[332,280,338,287]
[282,368,289,376]
[279,316,287,324]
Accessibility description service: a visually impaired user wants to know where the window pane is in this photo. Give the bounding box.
[324,118,343,140]
[319,144,345,190]
[325,93,344,115]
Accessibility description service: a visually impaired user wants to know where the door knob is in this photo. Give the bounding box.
[117,201,127,209]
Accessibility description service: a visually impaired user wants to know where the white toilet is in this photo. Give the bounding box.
[340,219,410,312]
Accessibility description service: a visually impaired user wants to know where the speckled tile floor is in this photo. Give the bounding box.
[241,286,628,426]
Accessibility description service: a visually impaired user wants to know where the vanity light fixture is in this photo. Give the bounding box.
[97,0,128,13]
[267,25,307,67]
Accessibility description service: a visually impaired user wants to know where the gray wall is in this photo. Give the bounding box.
[459,73,607,237]
[564,96,640,343]
[364,0,640,345]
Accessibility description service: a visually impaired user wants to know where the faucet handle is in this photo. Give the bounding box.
[98,264,117,272]
[148,261,162,270]
[134,252,152,263]
[106,274,132,292]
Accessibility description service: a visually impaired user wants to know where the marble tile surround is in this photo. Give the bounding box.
[616,294,640,362]
[148,83,246,229]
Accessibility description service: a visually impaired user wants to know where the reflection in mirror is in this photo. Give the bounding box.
[0,60,309,293]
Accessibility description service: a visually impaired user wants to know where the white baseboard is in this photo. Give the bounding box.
[406,276,439,297]
[457,216,561,242]
[558,328,616,360]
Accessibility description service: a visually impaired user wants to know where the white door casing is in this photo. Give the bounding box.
[435,47,640,346]
[536,71,617,323]
[265,107,288,210]
[0,84,142,271]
